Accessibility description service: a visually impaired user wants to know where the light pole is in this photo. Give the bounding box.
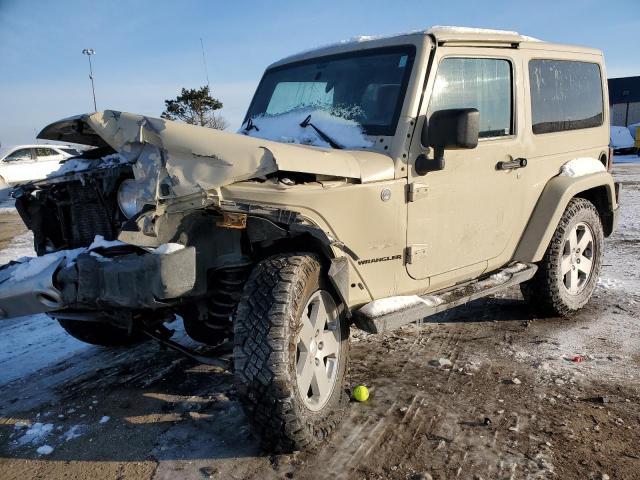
[82,48,97,111]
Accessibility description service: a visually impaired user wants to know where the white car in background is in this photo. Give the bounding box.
[0,144,82,186]
[610,126,637,155]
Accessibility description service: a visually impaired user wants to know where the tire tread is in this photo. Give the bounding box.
[234,253,349,452]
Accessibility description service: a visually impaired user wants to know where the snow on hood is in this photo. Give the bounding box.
[48,153,129,177]
[240,109,373,149]
[37,111,394,203]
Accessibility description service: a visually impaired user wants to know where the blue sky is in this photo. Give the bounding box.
[0,0,637,145]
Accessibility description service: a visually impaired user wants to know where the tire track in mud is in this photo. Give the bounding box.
[311,330,428,478]
[312,327,471,478]
[323,320,555,480]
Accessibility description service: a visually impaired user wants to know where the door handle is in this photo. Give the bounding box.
[496,158,527,170]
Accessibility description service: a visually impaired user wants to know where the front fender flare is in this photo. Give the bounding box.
[513,172,618,263]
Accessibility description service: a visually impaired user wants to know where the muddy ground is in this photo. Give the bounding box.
[0,165,638,480]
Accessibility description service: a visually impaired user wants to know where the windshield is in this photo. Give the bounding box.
[245,46,416,137]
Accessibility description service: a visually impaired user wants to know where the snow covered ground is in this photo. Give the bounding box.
[0,228,195,394]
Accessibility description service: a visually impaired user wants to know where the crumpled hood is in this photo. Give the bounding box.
[38,110,395,201]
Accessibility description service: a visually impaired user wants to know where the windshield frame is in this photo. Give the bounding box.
[244,45,417,137]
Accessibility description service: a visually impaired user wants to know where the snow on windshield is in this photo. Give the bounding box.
[240,109,373,149]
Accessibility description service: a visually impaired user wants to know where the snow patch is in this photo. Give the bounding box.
[6,234,126,283]
[15,422,54,445]
[62,424,85,441]
[429,25,520,36]
[10,249,83,282]
[559,158,605,177]
[36,445,54,455]
[153,243,185,255]
[277,26,541,64]
[359,294,443,318]
[50,153,128,177]
[488,263,530,283]
[242,109,373,149]
[99,416,110,424]
[88,235,125,250]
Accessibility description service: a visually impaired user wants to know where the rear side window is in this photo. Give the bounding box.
[528,60,603,134]
[36,148,57,157]
[428,57,513,138]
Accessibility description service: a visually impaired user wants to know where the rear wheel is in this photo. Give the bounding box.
[234,253,350,452]
[57,319,149,347]
[521,198,604,316]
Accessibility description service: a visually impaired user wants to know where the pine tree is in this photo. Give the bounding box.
[161,86,228,130]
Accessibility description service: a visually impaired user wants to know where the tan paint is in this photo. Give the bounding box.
[37,28,618,309]
[513,172,617,262]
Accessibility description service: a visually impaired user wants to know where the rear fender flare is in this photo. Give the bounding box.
[513,172,617,263]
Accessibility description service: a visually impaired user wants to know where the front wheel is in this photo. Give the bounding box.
[234,253,350,452]
[521,198,604,316]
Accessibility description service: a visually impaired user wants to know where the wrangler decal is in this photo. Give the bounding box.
[357,254,402,265]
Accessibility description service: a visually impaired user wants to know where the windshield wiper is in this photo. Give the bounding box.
[299,115,343,149]
[242,118,260,132]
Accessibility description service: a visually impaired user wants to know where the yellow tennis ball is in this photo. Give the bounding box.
[353,385,369,402]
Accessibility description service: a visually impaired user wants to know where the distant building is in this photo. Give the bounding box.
[609,76,640,126]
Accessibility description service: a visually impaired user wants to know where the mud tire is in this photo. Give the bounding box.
[234,253,350,452]
[57,319,148,347]
[521,198,604,317]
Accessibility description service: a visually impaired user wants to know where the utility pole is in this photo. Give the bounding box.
[82,48,97,111]
[200,38,210,89]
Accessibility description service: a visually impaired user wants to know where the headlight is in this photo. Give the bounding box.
[117,179,143,219]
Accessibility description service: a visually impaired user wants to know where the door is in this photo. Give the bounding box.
[0,148,35,183]
[406,53,526,281]
[34,147,65,178]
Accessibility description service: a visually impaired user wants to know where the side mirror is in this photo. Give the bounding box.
[415,108,480,175]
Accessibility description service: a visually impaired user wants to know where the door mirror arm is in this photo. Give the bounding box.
[414,151,444,176]
[415,108,480,176]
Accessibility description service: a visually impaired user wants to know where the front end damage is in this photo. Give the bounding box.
[0,110,382,331]
[0,243,196,319]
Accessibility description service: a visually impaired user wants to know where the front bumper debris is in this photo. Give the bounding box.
[0,247,196,320]
[0,256,67,319]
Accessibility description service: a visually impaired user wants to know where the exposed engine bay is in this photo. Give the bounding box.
[14,147,131,255]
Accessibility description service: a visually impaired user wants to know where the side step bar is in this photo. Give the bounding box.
[354,262,537,334]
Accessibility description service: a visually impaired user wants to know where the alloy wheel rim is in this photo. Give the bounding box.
[295,290,341,411]
[561,221,595,295]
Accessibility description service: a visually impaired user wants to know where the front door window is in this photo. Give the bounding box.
[428,57,513,138]
[4,148,33,162]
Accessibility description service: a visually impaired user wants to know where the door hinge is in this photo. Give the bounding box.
[407,183,429,202]
[405,245,428,264]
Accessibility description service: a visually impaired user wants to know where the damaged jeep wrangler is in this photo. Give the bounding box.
[0,27,620,451]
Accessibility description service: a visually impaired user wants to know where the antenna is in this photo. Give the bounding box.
[200,38,210,89]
